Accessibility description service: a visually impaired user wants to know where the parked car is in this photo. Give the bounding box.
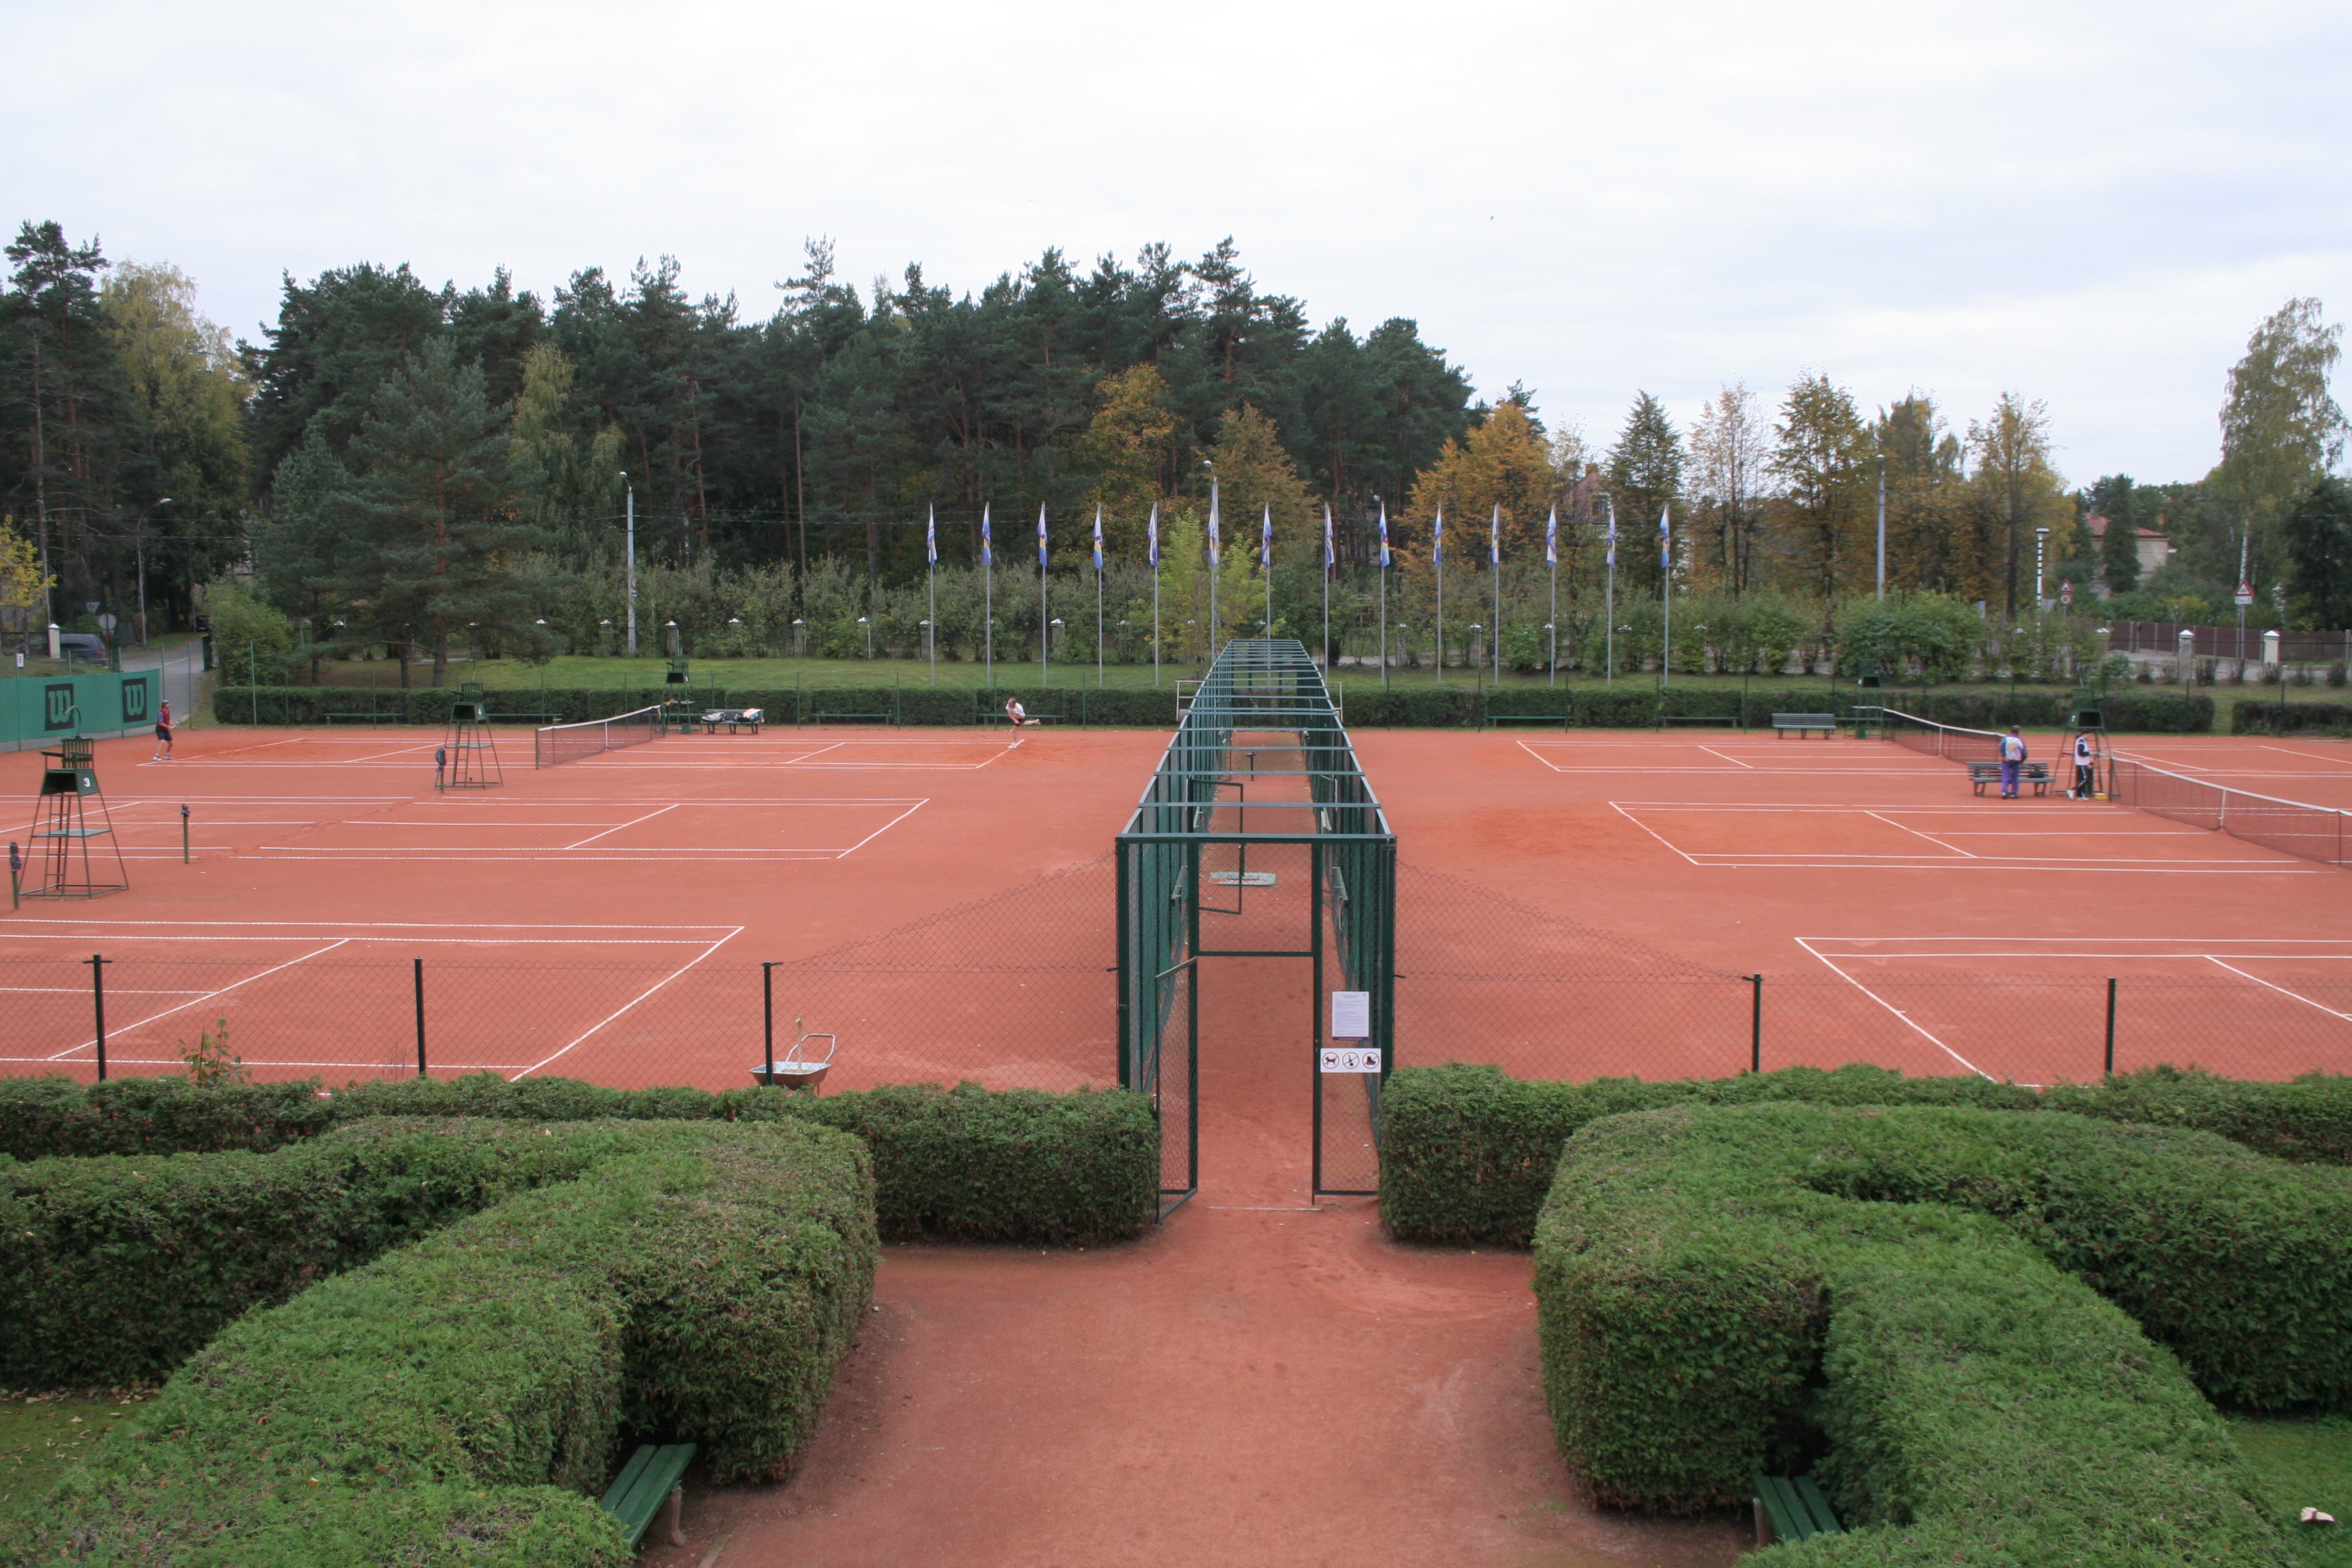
[55,632,107,663]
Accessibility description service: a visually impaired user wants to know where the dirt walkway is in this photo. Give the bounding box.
[648,961,1746,1568]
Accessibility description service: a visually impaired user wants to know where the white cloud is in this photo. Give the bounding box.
[4,0,2345,483]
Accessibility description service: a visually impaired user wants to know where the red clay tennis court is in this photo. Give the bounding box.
[5,719,2348,1096]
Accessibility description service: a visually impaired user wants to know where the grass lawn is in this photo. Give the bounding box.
[2237,1418,2352,1566]
[0,1392,151,1518]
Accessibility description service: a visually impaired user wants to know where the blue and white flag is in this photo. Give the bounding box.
[1545,505,1558,567]
[1261,502,1273,564]
[1490,504,1501,566]
[1207,477,1221,566]
[1659,502,1671,571]
[1604,500,1616,568]
[926,504,937,566]
[1323,504,1335,569]
[1147,501,1160,567]
[1038,504,1049,568]
[1378,501,1390,568]
[1433,504,1444,567]
[1092,505,1104,572]
[979,504,992,567]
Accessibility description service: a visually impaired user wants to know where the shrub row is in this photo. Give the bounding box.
[1379,1062,2352,1245]
[7,1117,877,1568]
[210,681,2218,732]
[1535,1102,2323,1561]
[2234,698,2352,735]
[210,683,1186,728]
[0,1072,1160,1246]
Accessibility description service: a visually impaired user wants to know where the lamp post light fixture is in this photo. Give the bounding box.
[857,617,871,659]
[2035,526,2051,610]
[1543,621,1556,686]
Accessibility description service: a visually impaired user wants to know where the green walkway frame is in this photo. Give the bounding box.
[1116,639,1396,1207]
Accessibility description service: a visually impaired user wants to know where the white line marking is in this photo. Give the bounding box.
[1697,745,1754,769]
[43,938,356,1061]
[1608,802,1700,866]
[1794,937,1991,1078]
[1864,810,1974,858]
[510,928,743,1079]
[833,798,929,855]
[2202,958,2352,1022]
[566,802,680,849]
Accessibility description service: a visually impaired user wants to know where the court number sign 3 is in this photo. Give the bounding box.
[1323,990,1378,1073]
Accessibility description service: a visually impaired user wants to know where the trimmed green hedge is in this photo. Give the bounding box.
[7,1117,876,1567]
[2234,698,2352,735]
[212,683,1186,728]
[1535,1102,2325,1561]
[0,1072,1160,1245]
[1380,1062,2352,1246]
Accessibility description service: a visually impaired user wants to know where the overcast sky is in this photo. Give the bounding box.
[7,0,2345,488]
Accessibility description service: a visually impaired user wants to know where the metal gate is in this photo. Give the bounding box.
[1117,640,1396,1207]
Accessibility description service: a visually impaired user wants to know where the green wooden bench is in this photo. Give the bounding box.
[1770,711,1838,738]
[323,711,395,724]
[980,711,1062,725]
[487,710,563,724]
[1661,715,1740,728]
[1486,713,1568,729]
[806,711,896,726]
[599,1441,695,1550]
[1753,1473,1842,1546]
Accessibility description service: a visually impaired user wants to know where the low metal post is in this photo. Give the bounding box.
[180,804,190,864]
[1749,973,1763,1073]
[2104,977,2117,1077]
[90,953,109,1082]
[762,962,778,1085]
[413,957,427,1078]
[7,841,19,909]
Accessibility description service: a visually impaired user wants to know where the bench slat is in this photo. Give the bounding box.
[598,1441,696,1547]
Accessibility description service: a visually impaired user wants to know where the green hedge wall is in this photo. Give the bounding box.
[2234,698,2352,735]
[7,1117,876,1568]
[1379,1062,2352,1245]
[212,684,1187,728]
[0,1072,1160,1245]
[1535,1102,2319,1562]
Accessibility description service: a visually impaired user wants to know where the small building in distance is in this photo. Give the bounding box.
[2085,514,2172,596]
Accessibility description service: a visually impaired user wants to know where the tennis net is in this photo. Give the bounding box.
[534,705,664,768]
[2108,759,2350,868]
[1880,708,2006,767]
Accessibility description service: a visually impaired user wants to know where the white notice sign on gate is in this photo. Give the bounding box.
[1330,990,1371,1040]
[1320,1046,1382,1073]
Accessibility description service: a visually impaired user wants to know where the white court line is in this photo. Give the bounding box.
[834,799,928,854]
[1607,802,1701,866]
[1863,810,1974,857]
[2202,958,2352,1022]
[0,1056,536,1071]
[2260,744,2352,766]
[1808,950,2352,961]
[3,933,721,945]
[0,917,734,932]
[1697,746,1754,769]
[44,938,355,1061]
[566,802,680,849]
[1794,937,1990,1078]
[511,928,743,1080]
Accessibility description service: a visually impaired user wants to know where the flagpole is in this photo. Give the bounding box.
[1038,504,1049,689]
[1603,495,1617,685]
[1322,502,1333,673]
[1435,504,1446,685]
[1377,497,1390,689]
[926,503,937,687]
[1093,504,1105,688]
[1262,502,1273,636]
[983,504,994,689]
[1491,503,1502,685]
[1660,502,1672,691]
[1546,505,1558,688]
[1149,501,1161,687]
[1206,467,1220,668]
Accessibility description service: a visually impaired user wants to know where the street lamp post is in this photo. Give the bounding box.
[2035,527,2051,611]
[858,617,871,659]
[140,497,170,647]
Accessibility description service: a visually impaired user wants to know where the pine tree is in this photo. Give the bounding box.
[1606,393,1684,594]
[2283,476,2352,632]
[340,338,541,686]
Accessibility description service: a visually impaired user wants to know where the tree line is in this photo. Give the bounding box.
[3,215,2346,678]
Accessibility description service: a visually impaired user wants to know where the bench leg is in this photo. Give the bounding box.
[666,1484,686,1548]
